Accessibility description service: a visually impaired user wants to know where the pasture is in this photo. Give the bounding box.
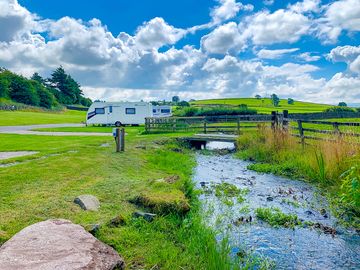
[191,98,334,114]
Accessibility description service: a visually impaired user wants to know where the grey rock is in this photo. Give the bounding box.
[74,194,100,211]
[133,211,156,222]
[89,224,101,235]
[0,219,125,270]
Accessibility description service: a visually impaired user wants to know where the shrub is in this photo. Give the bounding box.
[324,106,355,113]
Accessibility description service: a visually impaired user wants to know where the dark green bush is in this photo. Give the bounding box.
[176,106,257,117]
[324,106,355,113]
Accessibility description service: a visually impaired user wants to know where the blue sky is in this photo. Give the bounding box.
[1,0,360,103]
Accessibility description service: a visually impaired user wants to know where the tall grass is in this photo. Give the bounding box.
[236,126,360,228]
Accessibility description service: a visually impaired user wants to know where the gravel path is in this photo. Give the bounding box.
[0,124,110,136]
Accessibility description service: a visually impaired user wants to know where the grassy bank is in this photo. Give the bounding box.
[236,127,360,229]
[0,110,85,126]
[0,128,241,269]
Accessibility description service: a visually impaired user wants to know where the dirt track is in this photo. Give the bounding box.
[0,124,110,136]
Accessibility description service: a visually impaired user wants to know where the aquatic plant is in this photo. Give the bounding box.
[255,207,301,228]
[213,182,249,205]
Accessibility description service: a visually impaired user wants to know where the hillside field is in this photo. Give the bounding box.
[0,110,86,126]
[191,98,334,114]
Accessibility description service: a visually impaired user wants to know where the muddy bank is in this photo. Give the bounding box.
[193,148,360,269]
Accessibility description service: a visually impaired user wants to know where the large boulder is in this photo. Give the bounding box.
[74,194,100,211]
[0,219,125,270]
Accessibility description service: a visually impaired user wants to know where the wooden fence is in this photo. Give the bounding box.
[145,114,275,134]
[145,110,360,143]
[290,119,360,143]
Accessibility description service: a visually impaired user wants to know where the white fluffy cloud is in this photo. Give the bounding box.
[288,0,321,14]
[0,0,360,103]
[134,17,186,50]
[328,45,360,74]
[241,9,310,45]
[211,0,253,24]
[201,22,245,54]
[298,52,321,62]
[0,0,37,42]
[257,48,299,59]
[317,0,360,43]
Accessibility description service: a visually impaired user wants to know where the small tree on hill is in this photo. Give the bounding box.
[172,96,180,103]
[255,94,261,99]
[271,93,280,107]
[287,98,294,105]
[338,102,347,107]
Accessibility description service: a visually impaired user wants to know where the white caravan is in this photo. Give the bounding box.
[152,105,172,117]
[86,101,172,126]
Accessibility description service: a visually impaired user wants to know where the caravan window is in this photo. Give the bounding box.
[153,109,156,113]
[161,109,171,113]
[125,108,136,114]
[95,108,105,114]
[109,106,113,113]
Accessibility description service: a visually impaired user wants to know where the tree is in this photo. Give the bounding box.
[49,66,83,104]
[287,98,294,105]
[0,70,11,98]
[338,102,347,107]
[172,96,180,103]
[255,94,261,99]
[30,80,56,108]
[271,93,280,107]
[9,74,39,106]
[177,100,190,107]
[79,96,92,107]
[31,72,44,84]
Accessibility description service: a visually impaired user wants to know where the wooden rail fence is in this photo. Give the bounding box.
[145,110,360,143]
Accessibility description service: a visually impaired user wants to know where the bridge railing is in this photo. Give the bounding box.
[144,114,274,134]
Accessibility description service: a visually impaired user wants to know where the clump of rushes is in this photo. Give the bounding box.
[255,207,301,228]
[213,182,249,204]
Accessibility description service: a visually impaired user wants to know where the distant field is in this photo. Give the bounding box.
[191,98,333,114]
[0,110,86,126]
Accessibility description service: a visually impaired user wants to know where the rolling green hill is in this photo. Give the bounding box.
[191,98,334,114]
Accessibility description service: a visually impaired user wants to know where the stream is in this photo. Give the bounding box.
[193,142,360,269]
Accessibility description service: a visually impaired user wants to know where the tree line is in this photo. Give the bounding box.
[0,67,92,109]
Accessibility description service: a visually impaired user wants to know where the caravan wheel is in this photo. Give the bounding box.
[115,121,122,127]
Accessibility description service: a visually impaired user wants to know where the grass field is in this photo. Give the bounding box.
[191,98,334,114]
[0,110,86,126]
[0,123,251,269]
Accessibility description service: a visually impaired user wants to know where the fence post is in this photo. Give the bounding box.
[271,111,276,130]
[237,117,240,135]
[297,120,305,146]
[203,121,207,134]
[283,110,289,131]
[120,128,125,151]
[333,122,340,138]
[115,128,120,152]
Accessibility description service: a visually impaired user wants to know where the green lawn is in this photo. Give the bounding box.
[0,127,242,269]
[191,98,333,114]
[0,110,86,126]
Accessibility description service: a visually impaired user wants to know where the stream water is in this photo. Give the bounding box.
[193,142,360,269]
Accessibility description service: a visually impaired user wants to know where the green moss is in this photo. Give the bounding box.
[255,207,301,228]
